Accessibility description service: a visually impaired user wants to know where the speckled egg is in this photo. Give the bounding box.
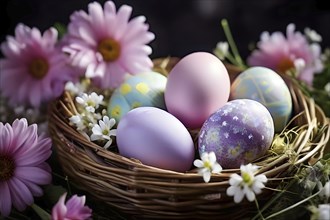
[198,99,274,169]
[165,52,230,129]
[117,107,195,172]
[230,66,292,132]
[107,71,167,124]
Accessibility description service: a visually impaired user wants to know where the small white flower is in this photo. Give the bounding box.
[194,151,222,183]
[304,27,322,42]
[69,114,86,131]
[226,163,267,203]
[76,92,104,113]
[65,81,86,95]
[319,181,330,200]
[90,116,117,149]
[214,41,229,60]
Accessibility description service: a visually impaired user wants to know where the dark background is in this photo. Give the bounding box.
[1,0,330,59]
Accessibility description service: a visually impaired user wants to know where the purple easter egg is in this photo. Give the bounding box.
[117,107,195,172]
[198,99,274,168]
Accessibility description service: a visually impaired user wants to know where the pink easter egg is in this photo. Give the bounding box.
[165,52,230,129]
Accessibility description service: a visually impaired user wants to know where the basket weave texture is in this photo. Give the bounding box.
[48,59,330,219]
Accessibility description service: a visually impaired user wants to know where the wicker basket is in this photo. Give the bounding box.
[48,58,330,219]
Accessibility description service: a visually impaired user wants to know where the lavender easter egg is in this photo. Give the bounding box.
[165,52,230,129]
[198,99,274,169]
[117,107,195,172]
[230,66,292,132]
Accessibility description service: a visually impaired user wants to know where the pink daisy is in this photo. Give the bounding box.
[51,193,92,220]
[247,24,323,85]
[62,1,155,88]
[0,118,52,217]
[0,23,78,108]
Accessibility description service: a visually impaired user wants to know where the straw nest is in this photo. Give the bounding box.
[48,58,330,219]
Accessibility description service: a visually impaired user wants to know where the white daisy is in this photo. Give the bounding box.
[226,163,267,203]
[76,92,104,113]
[214,41,229,60]
[90,116,117,149]
[194,151,222,183]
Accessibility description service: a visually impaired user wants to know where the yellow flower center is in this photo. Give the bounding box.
[28,58,49,79]
[102,129,109,135]
[97,38,121,62]
[204,161,212,170]
[242,172,253,186]
[0,155,15,181]
[277,58,294,73]
[87,100,95,107]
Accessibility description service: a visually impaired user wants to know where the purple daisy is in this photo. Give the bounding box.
[0,23,78,108]
[62,1,155,88]
[51,193,92,220]
[247,23,323,85]
[0,118,52,217]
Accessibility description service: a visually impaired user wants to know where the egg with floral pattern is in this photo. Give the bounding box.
[107,71,167,124]
[230,66,292,132]
[198,99,274,169]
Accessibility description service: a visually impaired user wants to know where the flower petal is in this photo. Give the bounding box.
[0,182,12,217]
[229,174,242,186]
[212,164,222,173]
[233,189,244,203]
[15,166,52,185]
[8,178,34,211]
[0,123,13,154]
[244,185,256,202]
[52,193,68,219]
[203,171,211,183]
[193,159,204,168]
[208,152,217,164]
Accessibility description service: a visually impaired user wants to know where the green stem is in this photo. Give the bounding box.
[221,19,246,69]
[255,199,266,220]
[30,203,51,220]
[264,191,320,220]
[251,180,295,220]
[65,175,72,196]
[214,49,237,65]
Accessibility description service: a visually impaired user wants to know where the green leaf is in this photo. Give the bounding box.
[53,22,67,39]
[30,204,51,220]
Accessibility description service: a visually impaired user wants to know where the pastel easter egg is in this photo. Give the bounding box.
[165,52,230,129]
[230,66,292,132]
[108,71,167,123]
[198,99,274,169]
[117,107,195,172]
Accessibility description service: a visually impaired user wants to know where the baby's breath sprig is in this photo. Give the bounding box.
[66,81,117,150]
